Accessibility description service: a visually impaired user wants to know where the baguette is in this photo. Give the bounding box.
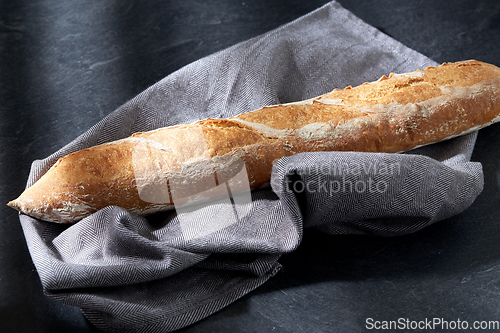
[8,60,500,223]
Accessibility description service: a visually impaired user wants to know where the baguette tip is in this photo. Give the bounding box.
[7,199,19,211]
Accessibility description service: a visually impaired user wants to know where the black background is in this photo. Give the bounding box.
[1,0,500,332]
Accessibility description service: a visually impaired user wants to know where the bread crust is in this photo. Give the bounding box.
[8,60,500,223]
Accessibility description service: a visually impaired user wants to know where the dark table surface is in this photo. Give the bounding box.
[1,0,500,332]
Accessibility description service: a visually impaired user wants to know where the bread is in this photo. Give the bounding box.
[8,60,500,223]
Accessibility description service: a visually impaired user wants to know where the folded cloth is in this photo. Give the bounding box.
[272,133,482,237]
[18,1,483,332]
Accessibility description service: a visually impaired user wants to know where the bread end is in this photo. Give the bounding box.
[7,199,19,210]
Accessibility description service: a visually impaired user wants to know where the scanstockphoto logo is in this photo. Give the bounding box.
[130,127,253,241]
[366,317,500,331]
[130,126,403,240]
[281,161,401,195]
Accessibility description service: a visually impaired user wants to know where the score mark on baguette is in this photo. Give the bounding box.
[7,60,500,223]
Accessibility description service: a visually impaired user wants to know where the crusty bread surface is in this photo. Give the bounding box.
[8,60,500,223]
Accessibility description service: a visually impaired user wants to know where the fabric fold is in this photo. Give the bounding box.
[271,132,483,236]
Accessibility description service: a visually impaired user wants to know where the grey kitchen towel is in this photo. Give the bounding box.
[17,1,483,332]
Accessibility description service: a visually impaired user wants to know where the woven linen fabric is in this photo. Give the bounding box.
[17,1,484,332]
[272,132,483,237]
